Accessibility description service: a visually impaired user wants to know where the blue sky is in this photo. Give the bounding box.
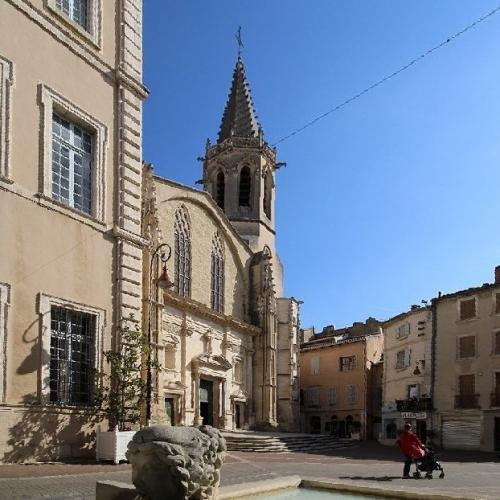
[143,1,500,330]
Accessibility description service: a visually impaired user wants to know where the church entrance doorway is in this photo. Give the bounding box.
[199,379,214,426]
[165,397,175,426]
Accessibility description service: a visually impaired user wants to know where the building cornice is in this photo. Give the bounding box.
[5,0,148,100]
[162,292,260,337]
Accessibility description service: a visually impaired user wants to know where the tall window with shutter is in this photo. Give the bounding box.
[328,387,337,405]
[310,356,320,375]
[495,331,500,356]
[395,349,410,369]
[346,384,357,403]
[458,335,475,359]
[459,298,476,320]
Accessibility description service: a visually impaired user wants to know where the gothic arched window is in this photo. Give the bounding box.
[216,170,225,209]
[239,166,251,207]
[174,205,191,297]
[263,171,272,220]
[210,233,224,313]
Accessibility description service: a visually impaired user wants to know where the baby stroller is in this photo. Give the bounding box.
[412,447,445,479]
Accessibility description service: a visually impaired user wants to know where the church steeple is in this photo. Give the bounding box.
[218,57,262,143]
[203,54,283,296]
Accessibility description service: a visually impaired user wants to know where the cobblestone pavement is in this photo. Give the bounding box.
[0,443,499,499]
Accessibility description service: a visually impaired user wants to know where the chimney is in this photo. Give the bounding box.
[495,266,500,285]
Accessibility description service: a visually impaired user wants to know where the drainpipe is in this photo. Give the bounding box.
[430,298,438,445]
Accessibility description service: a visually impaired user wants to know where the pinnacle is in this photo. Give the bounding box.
[217,57,262,143]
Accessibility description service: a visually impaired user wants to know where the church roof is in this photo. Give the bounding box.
[218,57,262,143]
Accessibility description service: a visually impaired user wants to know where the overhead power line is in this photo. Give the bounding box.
[273,4,500,146]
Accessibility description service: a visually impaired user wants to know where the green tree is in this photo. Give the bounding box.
[97,317,159,431]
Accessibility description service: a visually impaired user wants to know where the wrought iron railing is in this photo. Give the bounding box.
[396,397,432,412]
[454,394,480,409]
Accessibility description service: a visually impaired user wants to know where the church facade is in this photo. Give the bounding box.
[143,57,301,432]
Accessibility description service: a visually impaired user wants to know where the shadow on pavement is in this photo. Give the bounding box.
[339,475,401,482]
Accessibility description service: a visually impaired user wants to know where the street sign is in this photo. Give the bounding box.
[401,412,427,420]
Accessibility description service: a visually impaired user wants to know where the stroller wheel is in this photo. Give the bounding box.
[413,471,421,479]
[425,473,433,479]
[439,472,445,479]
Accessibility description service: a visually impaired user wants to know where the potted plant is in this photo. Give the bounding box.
[350,421,362,440]
[95,317,158,463]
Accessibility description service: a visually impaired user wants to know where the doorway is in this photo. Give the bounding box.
[416,420,427,443]
[199,379,214,426]
[310,415,321,434]
[165,397,175,426]
[495,417,500,451]
[235,403,242,429]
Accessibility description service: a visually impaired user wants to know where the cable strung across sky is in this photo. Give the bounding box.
[273,3,500,146]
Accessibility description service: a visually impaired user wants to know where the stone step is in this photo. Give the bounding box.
[223,433,355,453]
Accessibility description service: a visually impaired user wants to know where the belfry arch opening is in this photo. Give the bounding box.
[239,166,251,207]
[215,170,225,209]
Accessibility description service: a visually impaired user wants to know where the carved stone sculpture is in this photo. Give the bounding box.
[126,425,226,500]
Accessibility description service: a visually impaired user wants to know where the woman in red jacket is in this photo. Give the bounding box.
[397,423,425,478]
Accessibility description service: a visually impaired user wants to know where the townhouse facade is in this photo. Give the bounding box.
[381,306,432,445]
[300,320,383,439]
[0,0,146,461]
[433,267,500,451]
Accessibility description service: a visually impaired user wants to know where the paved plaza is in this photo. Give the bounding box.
[0,443,499,499]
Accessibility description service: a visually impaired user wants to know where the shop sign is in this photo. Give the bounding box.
[401,412,427,420]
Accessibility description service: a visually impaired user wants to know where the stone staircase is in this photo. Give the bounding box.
[222,431,355,453]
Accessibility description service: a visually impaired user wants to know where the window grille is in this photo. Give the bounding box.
[52,113,92,214]
[174,206,191,297]
[459,298,476,320]
[50,306,94,405]
[216,171,225,209]
[239,166,251,206]
[339,355,356,371]
[210,233,224,313]
[56,0,89,30]
[458,335,475,358]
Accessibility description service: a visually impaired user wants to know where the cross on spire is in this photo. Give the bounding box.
[235,26,244,57]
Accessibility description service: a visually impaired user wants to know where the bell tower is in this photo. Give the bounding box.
[203,56,284,295]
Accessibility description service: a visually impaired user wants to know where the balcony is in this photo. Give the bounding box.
[396,397,432,412]
[490,393,500,407]
[454,394,480,409]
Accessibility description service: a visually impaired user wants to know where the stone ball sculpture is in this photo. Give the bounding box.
[126,425,226,500]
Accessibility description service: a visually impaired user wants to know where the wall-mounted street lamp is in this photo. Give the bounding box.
[146,243,174,425]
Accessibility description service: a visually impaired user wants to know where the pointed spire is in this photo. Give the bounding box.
[218,57,263,143]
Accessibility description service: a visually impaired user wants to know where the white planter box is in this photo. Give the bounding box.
[96,427,136,464]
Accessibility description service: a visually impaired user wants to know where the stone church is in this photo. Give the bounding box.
[143,56,301,432]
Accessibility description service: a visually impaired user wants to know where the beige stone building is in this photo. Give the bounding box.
[381,306,432,444]
[433,267,500,451]
[300,320,383,439]
[0,0,146,461]
[142,56,301,432]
